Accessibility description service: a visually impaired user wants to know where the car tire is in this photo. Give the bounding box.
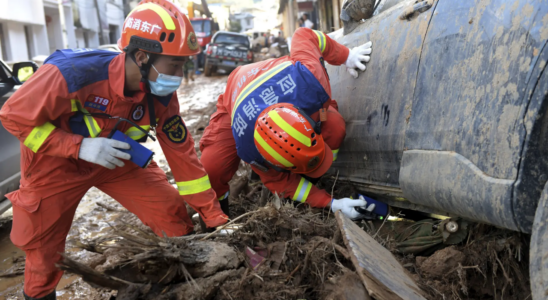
[204,59,213,77]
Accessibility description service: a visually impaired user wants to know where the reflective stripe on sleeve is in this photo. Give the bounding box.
[218,191,229,201]
[332,149,339,161]
[23,122,56,153]
[292,177,313,203]
[313,30,326,53]
[176,175,212,196]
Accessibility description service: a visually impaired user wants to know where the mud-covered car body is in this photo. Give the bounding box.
[326,0,548,234]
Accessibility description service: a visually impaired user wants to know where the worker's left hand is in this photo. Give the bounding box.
[345,41,372,79]
[331,195,376,220]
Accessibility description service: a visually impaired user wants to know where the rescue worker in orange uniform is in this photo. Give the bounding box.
[200,27,376,221]
[0,1,228,299]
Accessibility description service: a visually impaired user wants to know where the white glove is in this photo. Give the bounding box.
[78,137,131,169]
[345,41,372,78]
[331,195,375,220]
[216,224,242,236]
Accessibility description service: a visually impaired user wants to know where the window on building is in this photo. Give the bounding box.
[24,25,35,60]
[0,23,9,61]
[109,24,119,44]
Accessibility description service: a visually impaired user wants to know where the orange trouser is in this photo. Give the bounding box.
[10,161,192,298]
[200,105,346,198]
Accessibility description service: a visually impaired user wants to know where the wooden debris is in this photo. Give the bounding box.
[335,211,427,300]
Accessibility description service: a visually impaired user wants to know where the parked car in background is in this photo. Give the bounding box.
[245,30,269,52]
[0,59,38,214]
[204,31,253,77]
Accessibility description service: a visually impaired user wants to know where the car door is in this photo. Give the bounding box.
[0,60,21,201]
[326,0,437,197]
[402,0,548,232]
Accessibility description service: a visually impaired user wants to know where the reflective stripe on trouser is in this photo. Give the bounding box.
[70,99,102,137]
[23,122,56,153]
[218,191,229,201]
[176,175,212,195]
[332,149,339,161]
[292,177,313,203]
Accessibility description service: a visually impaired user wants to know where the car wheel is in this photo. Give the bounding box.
[204,59,213,77]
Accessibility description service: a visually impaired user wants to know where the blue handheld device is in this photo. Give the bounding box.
[354,193,389,220]
[111,130,154,168]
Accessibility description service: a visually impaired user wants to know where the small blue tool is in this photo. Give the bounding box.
[111,130,154,168]
[353,193,389,220]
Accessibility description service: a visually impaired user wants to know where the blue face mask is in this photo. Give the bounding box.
[148,63,183,96]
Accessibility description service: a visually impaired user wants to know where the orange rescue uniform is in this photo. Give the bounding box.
[0,49,227,298]
[200,28,349,208]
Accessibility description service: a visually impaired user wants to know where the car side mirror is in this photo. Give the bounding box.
[12,61,39,83]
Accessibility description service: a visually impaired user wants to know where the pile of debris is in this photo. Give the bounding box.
[58,172,531,300]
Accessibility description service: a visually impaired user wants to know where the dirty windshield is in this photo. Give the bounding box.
[190,20,211,36]
[214,34,249,47]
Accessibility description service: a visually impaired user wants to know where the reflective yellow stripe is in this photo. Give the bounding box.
[23,122,56,153]
[130,3,176,30]
[332,149,339,161]
[71,99,102,137]
[313,30,326,53]
[125,125,151,140]
[231,61,292,124]
[70,99,79,112]
[292,177,313,203]
[268,110,311,147]
[254,130,293,168]
[218,191,229,201]
[176,175,212,196]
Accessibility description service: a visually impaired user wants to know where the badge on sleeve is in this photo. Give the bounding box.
[132,105,145,121]
[162,115,187,143]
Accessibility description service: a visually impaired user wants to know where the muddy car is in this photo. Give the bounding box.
[325,0,548,297]
[0,59,38,214]
[204,31,253,76]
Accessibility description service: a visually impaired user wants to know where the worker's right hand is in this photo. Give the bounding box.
[78,138,131,169]
[345,41,372,79]
[331,196,375,220]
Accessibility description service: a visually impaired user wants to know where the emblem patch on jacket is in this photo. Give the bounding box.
[132,105,145,121]
[85,95,110,112]
[162,115,187,143]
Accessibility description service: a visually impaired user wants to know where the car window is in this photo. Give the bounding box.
[0,60,14,100]
[191,20,212,36]
[214,34,250,47]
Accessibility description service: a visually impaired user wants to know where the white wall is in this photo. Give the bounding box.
[0,0,46,25]
[4,22,29,61]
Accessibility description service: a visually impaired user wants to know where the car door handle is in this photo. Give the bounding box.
[400,0,434,20]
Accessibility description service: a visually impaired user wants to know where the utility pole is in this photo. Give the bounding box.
[94,0,105,45]
[201,0,212,18]
[57,0,69,49]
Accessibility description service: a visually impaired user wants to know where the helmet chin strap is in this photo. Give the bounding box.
[129,51,158,131]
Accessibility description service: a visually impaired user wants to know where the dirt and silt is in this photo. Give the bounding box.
[0,74,532,300]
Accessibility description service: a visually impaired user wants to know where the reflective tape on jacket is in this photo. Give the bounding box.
[292,177,313,203]
[71,99,102,137]
[24,122,56,153]
[176,175,212,196]
[313,30,327,53]
[332,149,339,161]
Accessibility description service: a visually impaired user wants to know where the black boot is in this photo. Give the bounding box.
[24,291,56,300]
[219,198,230,217]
